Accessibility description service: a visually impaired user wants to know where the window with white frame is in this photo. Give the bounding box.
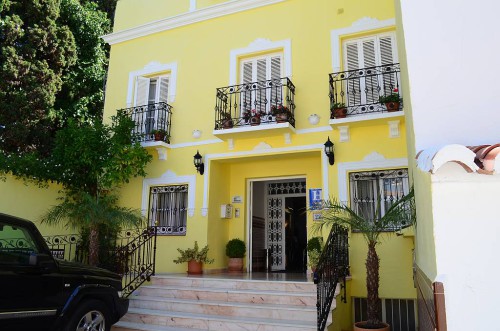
[133,75,170,135]
[343,32,399,106]
[240,53,282,115]
[349,168,409,230]
[148,184,187,236]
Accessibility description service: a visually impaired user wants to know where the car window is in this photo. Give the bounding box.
[0,222,40,265]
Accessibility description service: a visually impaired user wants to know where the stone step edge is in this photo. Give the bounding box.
[125,307,316,328]
[139,285,316,297]
[152,274,316,286]
[113,320,205,331]
[129,295,317,311]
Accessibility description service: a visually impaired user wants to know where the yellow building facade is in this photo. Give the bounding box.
[0,0,417,329]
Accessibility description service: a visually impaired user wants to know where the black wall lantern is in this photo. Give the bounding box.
[193,150,204,175]
[324,136,335,165]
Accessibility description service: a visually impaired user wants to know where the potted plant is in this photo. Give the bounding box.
[151,129,168,142]
[225,238,246,272]
[314,188,415,331]
[173,241,214,275]
[243,109,266,126]
[378,88,402,112]
[330,102,347,119]
[270,104,292,123]
[307,236,324,272]
[221,111,233,129]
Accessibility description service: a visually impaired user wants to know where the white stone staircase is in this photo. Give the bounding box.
[112,274,334,331]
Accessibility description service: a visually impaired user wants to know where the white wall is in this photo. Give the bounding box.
[399,0,500,150]
[430,163,500,329]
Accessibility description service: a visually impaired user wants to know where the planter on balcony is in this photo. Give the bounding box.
[250,116,261,126]
[385,102,400,112]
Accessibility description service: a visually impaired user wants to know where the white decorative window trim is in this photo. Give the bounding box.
[337,152,408,202]
[141,170,196,218]
[331,17,395,72]
[229,38,292,85]
[127,61,178,107]
[189,0,196,11]
[103,0,285,45]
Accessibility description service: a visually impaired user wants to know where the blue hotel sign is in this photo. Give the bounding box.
[309,188,322,210]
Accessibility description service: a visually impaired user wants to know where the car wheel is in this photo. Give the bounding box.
[64,299,111,331]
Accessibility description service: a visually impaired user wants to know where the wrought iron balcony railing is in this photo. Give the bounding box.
[119,102,173,143]
[329,63,402,118]
[214,77,296,130]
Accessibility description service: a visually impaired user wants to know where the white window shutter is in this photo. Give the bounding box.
[379,36,395,66]
[256,59,267,82]
[270,56,281,79]
[378,35,398,95]
[345,41,359,70]
[242,61,253,83]
[134,76,150,106]
[361,39,376,68]
[158,76,169,104]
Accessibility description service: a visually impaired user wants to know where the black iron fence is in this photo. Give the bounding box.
[119,102,173,143]
[314,224,349,331]
[329,63,401,118]
[43,226,157,298]
[214,77,296,129]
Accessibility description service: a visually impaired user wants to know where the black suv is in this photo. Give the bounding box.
[0,213,128,331]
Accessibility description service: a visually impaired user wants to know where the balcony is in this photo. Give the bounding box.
[118,102,172,160]
[329,63,403,121]
[119,102,173,143]
[214,78,296,138]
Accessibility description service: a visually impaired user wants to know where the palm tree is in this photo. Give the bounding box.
[314,188,415,329]
[41,191,144,266]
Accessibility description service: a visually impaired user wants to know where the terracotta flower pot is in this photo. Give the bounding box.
[154,132,165,141]
[385,102,400,112]
[187,260,203,275]
[354,321,390,331]
[250,116,261,126]
[275,113,289,123]
[332,107,347,119]
[222,119,233,129]
[227,258,243,272]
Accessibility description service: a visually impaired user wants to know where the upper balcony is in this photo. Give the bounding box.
[213,77,296,138]
[119,102,173,145]
[329,63,403,125]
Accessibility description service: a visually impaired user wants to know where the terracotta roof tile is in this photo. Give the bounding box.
[416,144,500,175]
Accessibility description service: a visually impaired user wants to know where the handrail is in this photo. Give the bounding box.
[314,224,349,331]
[116,226,157,298]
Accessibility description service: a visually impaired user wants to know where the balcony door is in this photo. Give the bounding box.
[134,76,169,137]
[343,33,399,109]
[240,54,282,121]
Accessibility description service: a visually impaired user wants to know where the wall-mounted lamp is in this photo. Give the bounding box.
[193,150,204,175]
[324,136,335,165]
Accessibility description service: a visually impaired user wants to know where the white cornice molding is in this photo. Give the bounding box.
[103,0,285,45]
[330,17,395,72]
[201,143,327,213]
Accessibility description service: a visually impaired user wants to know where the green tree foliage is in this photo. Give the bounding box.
[0,0,77,154]
[55,0,110,122]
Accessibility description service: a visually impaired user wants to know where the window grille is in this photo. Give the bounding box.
[349,169,409,230]
[148,185,188,235]
[353,297,417,331]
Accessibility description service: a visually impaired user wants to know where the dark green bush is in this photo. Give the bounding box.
[226,238,246,258]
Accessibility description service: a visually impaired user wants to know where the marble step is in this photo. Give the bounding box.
[129,295,318,322]
[151,275,316,293]
[137,285,316,306]
[112,321,204,331]
[121,307,317,331]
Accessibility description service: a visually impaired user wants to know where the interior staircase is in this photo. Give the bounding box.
[112,274,334,331]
